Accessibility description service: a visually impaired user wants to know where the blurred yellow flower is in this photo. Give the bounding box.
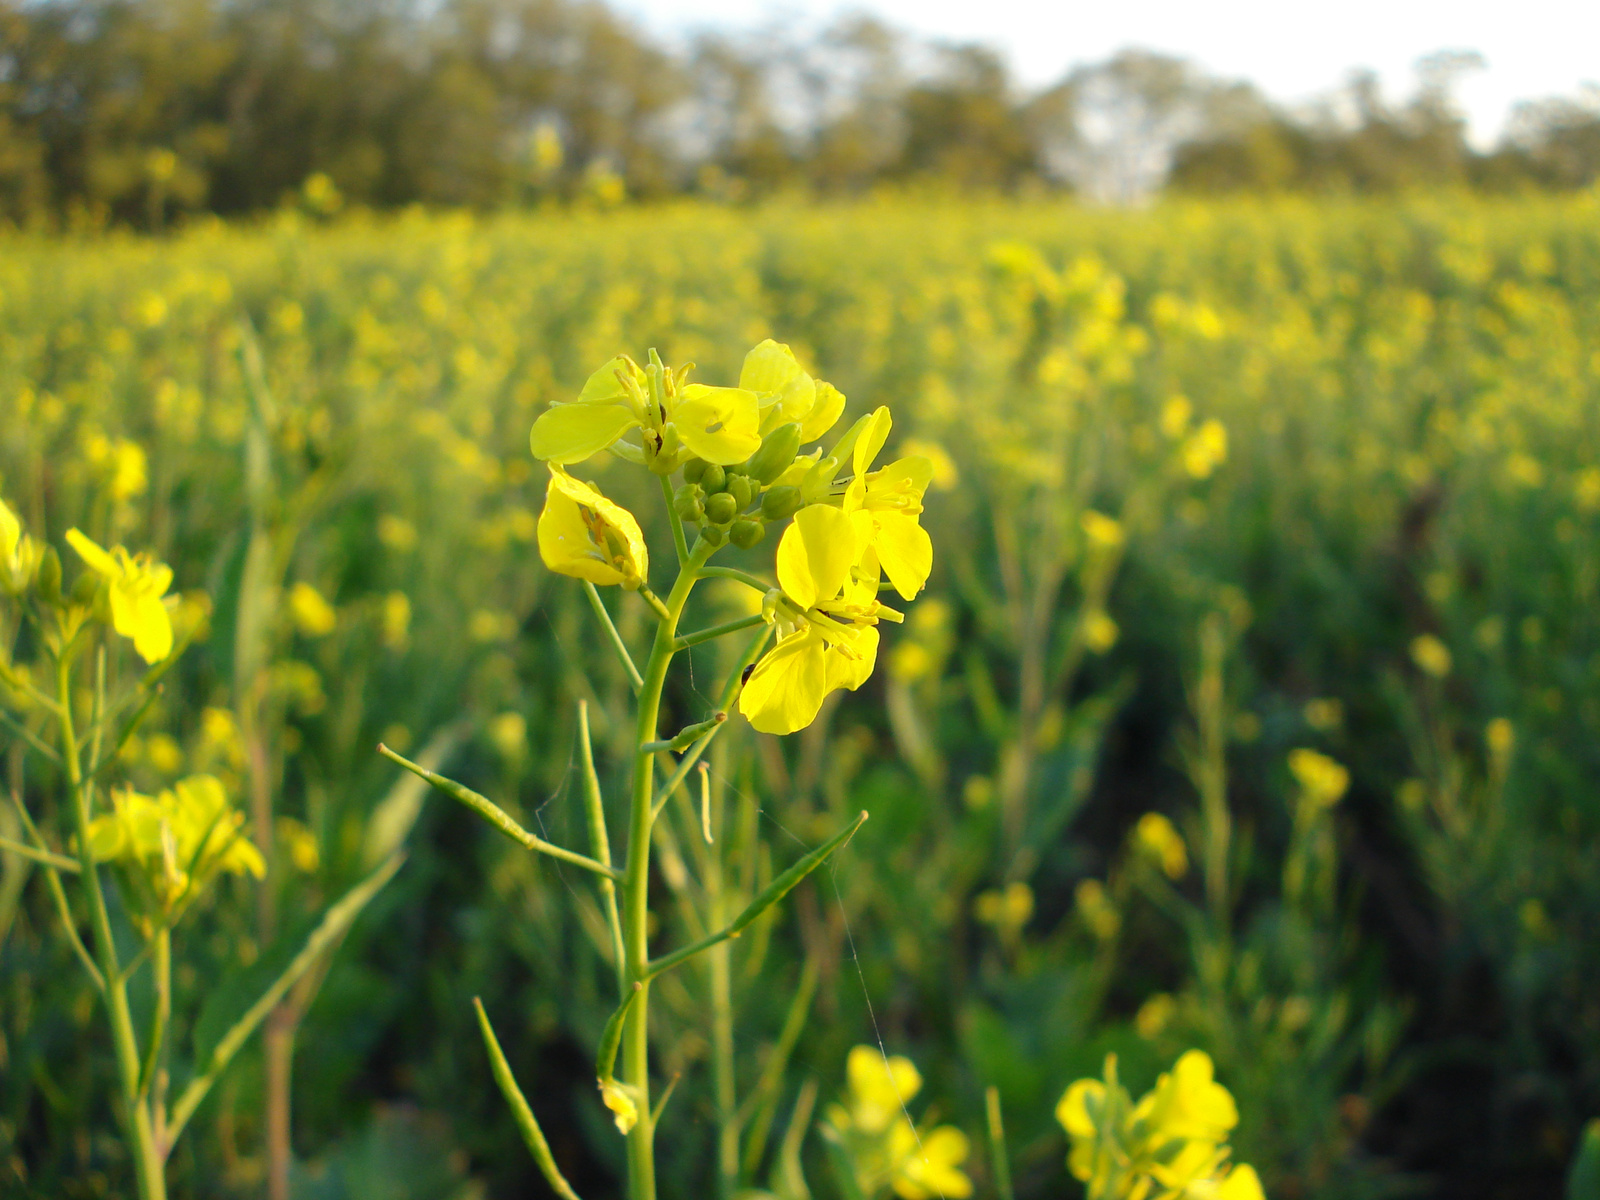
[1081,510,1125,549]
[66,528,175,663]
[0,497,40,594]
[1287,749,1349,810]
[1135,993,1177,1039]
[1182,420,1228,480]
[599,1079,639,1134]
[1409,634,1452,679]
[536,467,649,589]
[86,774,264,901]
[1134,813,1189,880]
[1083,610,1120,654]
[974,881,1034,930]
[1075,879,1120,940]
[288,581,338,637]
[885,1121,973,1200]
[275,816,321,873]
[382,591,411,649]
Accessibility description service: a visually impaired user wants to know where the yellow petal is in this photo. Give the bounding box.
[529,402,641,464]
[800,381,846,443]
[739,339,804,398]
[823,624,878,694]
[86,814,129,862]
[673,385,761,464]
[599,1080,639,1135]
[846,1045,921,1131]
[776,505,858,610]
[1055,1079,1104,1139]
[0,498,18,559]
[852,406,893,478]
[738,628,829,735]
[66,528,119,577]
[537,468,649,588]
[578,355,646,405]
[873,513,932,601]
[892,1125,973,1200]
[1218,1164,1265,1200]
[129,588,175,663]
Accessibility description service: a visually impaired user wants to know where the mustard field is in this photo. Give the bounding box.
[4,196,1600,1199]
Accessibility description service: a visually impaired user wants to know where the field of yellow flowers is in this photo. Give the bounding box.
[4,194,1600,1200]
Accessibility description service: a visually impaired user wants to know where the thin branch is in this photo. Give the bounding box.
[673,613,768,652]
[378,744,620,880]
[699,566,774,593]
[583,581,644,694]
[0,709,61,766]
[0,833,80,872]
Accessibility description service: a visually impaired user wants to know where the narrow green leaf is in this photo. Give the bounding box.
[474,997,584,1200]
[647,811,867,979]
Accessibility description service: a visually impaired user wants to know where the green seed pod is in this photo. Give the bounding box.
[746,422,802,484]
[36,545,62,604]
[705,492,738,526]
[673,483,705,523]
[701,464,727,494]
[681,457,707,484]
[760,486,803,522]
[726,474,753,510]
[729,519,766,550]
[700,524,728,548]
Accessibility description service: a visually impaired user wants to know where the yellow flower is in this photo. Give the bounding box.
[529,353,761,466]
[1134,813,1189,880]
[1409,633,1452,679]
[1075,879,1120,940]
[738,339,846,442]
[599,1080,639,1135]
[1286,749,1349,811]
[0,497,40,594]
[738,505,899,735]
[1134,1050,1238,1145]
[1182,420,1228,480]
[841,1044,922,1135]
[288,581,338,637]
[65,529,175,663]
[536,467,649,589]
[839,407,934,601]
[86,774,264,901]
[886,1120,973,1200]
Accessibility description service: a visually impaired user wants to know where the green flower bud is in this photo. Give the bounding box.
[701,464,727,494]
[705,492,738,526]
[681,457,707,484]
[700,524,728,548]
[36,545,62,604]
[760,486,803,521]
[729,519,766,549]
[726,474,753,510]
[745,422,802,484]
[673,483,705,523]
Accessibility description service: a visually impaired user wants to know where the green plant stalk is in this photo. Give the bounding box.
[703,756,738,1200]
[623,538,713,1200]
[56,652,166,1199]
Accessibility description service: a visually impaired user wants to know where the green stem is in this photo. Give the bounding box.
[0,833,80,872]
[623,538,713,1200]
[57,653,166,1198]
[660,474,690,567]
[584,581,644,693]
[674,612,768,652]
[699,566,773,593]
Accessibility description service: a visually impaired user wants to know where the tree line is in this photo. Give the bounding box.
[2,0,1598,227]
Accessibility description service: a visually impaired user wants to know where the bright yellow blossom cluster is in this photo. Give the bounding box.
[66,528,176,663]
[529,339,932,735]
[1057,1051,1265,1200]
[824,1045,973,1200]
[86,774,265,904]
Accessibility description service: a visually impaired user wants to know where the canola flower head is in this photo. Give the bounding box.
[836,407,934,601]
[1057,1050,1264,1200]
[536,467,649,589]
[1134,812,1189,880]
[86,774,264,902]
[885,1121,974,1200]
[65,528,175,663]
[599,1079,640,1135]
[1286,749,1349,811]
[739,506,897,735]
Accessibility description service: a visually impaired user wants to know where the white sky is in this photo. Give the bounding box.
[615,0,1600,147]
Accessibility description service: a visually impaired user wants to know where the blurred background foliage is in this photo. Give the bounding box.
[1,0,1600,228]
[3,194,1600,1199]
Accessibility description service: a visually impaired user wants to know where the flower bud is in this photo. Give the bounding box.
[760,486,803,521]
[729,519,766,549]
[36,545,62,604]
[700,524,728,548]
[705,492,738,526]
[701,464,727,495]
[745,422,801,484]
[726,474,753,510]
[681,457,707,485]
[673,484,705,524]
